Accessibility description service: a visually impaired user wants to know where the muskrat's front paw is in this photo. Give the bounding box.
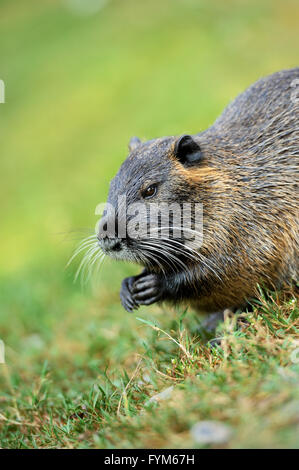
[132,273,164,306]
[120,277,138,313]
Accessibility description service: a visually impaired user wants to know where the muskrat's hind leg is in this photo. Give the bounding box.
[201,305,252,332]
[200,307,251,347]
[200,311,225,334]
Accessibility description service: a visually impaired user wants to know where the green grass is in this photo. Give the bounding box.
[1,283,298,448]
[0,0,298,448]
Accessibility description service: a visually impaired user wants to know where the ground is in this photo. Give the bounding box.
[1,273,298,448]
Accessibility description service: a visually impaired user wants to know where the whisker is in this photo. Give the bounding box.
[140,241,186,273]
[138,243,169,275]
[66,238,98,268]
[139,229,223,282]
[74,245,99,282]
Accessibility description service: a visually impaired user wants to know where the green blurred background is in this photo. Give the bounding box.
[0,0,298,445]
[1,0,298,276]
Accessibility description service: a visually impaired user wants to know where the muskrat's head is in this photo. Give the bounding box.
[97,135,204,271]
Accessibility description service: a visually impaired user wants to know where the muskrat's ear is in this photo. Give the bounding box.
[174,135,202,165]
[128,136,141,152]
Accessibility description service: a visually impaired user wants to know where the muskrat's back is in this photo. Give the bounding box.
[193,68,299,310]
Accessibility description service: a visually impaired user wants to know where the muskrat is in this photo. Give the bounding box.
[96,68,299,314]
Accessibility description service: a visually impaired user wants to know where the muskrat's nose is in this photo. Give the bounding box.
[97,213,121,252]
[98,236,122,252]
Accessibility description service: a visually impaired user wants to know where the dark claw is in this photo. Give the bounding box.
[132,273,164,306]
[132,275,157,293]
[120,272,165,311]
[138,296,161,306]
[120,277,138,312]
[134,288,159,301]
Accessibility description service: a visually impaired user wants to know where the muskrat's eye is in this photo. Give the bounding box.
[142,184,157,199]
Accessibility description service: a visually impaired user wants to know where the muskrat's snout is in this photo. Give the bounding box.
[97,216,122,253]
[97,230,140,263]
[98,236,122,253]
[97,213,130,259]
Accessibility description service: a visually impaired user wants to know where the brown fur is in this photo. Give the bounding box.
[102,68,299,313]
[174,69,299,311]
